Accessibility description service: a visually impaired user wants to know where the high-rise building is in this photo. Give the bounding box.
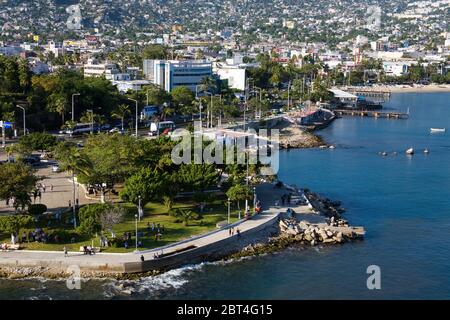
[153,60,212,92]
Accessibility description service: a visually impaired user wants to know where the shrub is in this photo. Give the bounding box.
[28,204,48,216]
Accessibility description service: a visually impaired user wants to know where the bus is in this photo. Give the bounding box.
[64,123,94,135]
[148,121,176,136]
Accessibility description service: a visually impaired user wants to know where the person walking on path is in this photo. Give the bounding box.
[64,246,68,257]
[50,184,54,192]
[140,255,145,262]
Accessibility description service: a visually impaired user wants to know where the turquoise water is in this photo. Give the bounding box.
[1,93,450,299]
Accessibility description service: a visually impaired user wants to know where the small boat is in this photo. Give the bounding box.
[424,148,429,154]
[406,148,414,155]
[381,152,388,156]
[430,128,446,133]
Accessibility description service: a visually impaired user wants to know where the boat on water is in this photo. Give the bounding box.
[406,148,414,155]
[424,148,430,154]
[430,128,446,133]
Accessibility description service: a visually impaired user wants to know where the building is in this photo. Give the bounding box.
[153,60,212,92]
[83,59,120,80]
[143,59,155,81]
[214,62,247,91]
[382,61,411,77]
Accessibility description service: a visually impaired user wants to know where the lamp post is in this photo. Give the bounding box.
[253,186,257,211]
[71,93,80,122]
[204,92,213,128]
[86,109,94,134]
[227,198,231,224]
[195,85,204,130]
[127,98,139,138]
[253,86,262,119]
[15,105,26,135]
[138,195,142,222]
[135,214,138,252]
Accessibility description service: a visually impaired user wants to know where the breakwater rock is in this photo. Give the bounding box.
[279,218,365,246]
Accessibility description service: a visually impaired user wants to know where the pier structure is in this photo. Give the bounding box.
[334,109,409,119]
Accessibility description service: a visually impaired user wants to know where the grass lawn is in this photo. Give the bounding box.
[0,199,242,253]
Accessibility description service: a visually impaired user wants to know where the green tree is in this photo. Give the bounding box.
[226,184,253,211]
[0,215,34,237]
[15,132,57,154]
[0,162,40,213]
[120,167,165,206]
[171,86,195,107]
[78,203,110,236]
[178,164,219,193]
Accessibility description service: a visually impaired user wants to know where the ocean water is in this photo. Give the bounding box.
[1,92,450,300]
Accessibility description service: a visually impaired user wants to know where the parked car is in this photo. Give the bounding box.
[22,156,40,166]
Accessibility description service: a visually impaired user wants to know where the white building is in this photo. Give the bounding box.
[153,60,212,92]
[382,61,411,77]
[112,79,151,93]
[214,62,247,91]
[83,59,120,80]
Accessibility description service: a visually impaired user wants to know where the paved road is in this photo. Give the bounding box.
[0,161,96,216]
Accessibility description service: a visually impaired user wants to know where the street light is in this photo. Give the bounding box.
[71,93,80,122]
[135,214,139,252]
[86,109,94,134]
[227,198,231,224]
[204,92,213,128]
[138,195,142,222]
[253,186,257,211]
[15,105,26,136]
[127,98,139,138]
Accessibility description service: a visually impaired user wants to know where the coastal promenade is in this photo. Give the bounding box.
[0,183,288,275]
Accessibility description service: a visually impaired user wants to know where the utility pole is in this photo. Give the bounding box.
[127,99,139,138]
[72,93,80,122]
[288,80,291,111]
[16,105,26,135]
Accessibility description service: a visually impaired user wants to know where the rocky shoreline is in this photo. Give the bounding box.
[272,118,328,149]
[0,189,363,281]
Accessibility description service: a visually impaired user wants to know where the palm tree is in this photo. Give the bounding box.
[200,76,217,93]
[111,104,130,131]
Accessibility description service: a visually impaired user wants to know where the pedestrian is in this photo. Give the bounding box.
[42,184,46,193]
[50,184,54,192]
[140,255,145,262]
[68,200,72,208]
[229,228,232,236]
[64,246,68,257]
[236,228,241,238]
[37,191,42,203]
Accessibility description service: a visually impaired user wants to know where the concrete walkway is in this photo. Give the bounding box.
[0,183,291,273]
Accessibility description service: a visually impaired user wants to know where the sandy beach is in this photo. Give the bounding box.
[344,84,450,93]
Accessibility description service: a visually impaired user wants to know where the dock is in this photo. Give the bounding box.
[334,109,409,119]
